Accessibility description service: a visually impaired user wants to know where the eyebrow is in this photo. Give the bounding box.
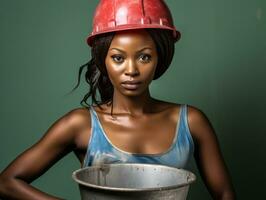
[109,47,153,53]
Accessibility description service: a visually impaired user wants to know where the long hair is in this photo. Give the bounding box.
[70,29,175,108]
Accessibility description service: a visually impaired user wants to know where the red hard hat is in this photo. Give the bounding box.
[87,0,181,46]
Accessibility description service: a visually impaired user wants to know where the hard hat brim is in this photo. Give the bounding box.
[87,25,181,47]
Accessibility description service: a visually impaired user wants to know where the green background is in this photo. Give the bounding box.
[0,0,265,199]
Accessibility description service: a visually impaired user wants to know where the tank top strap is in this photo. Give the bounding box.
[82,106,110,167]
[178,104,194,154]
[82,106,93,167]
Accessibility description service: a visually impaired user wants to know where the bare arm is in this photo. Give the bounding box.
[188,106,236,200]
[0,108,90,200]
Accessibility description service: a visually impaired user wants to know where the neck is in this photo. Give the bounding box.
[111,89,156,115]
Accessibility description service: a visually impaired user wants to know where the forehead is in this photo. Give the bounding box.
[109,29,156,49]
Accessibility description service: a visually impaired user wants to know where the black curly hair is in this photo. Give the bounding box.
[70,29,175,108]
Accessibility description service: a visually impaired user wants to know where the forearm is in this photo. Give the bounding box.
[0,177,63,200]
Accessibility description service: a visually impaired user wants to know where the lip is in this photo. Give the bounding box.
[121,80,141,84]
[121,80,141,90]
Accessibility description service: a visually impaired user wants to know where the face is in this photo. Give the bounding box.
[105,29,158,97]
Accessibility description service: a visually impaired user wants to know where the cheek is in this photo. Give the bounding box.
[144,60,158,80]
[105,61,121,84]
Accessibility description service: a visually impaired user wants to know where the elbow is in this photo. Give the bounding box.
[213,188,236,200]
[222,183,237,200]
[0,173,16,197]
[222,190,236,200]
[0,174,9,197]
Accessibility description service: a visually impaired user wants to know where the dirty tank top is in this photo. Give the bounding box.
[82,104,194,169]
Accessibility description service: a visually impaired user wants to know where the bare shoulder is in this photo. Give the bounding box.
[186,105,216,142]
[62,107,91,129]
[43,107,91,144]
[57,107,92,149]
[187,105,207,122]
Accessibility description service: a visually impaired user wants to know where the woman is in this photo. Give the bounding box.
[0,0,236,199]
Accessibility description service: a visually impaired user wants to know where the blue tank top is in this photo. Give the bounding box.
[83,104,194,169]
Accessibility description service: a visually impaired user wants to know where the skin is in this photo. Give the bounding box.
[0,30,236,199]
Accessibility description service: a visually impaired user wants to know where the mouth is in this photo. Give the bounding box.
[121,80,141,90]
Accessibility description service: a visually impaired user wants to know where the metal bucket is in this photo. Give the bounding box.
[72,163,196,200]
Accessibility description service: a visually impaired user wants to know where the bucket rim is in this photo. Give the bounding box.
[72,163,196,192]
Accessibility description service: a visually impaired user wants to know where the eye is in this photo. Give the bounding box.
[111,55,124,63]
[139,54,152,63]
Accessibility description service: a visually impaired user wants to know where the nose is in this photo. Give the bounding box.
[125,60,140,77]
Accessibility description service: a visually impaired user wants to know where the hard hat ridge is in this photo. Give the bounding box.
[87,0,180,46]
